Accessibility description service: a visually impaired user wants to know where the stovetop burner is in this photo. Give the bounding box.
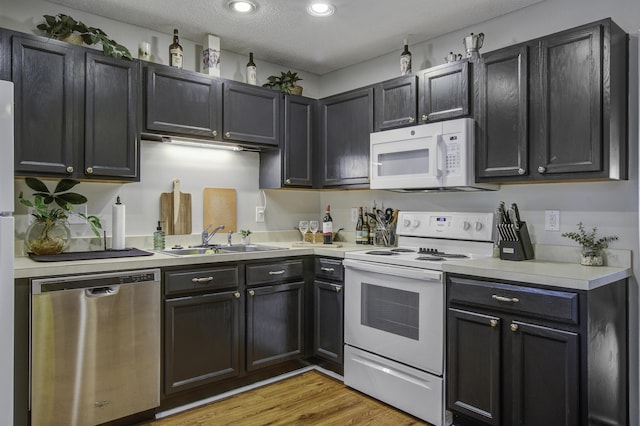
[416,256,446,261]
[390,248,417,253]
[418,248,468,259]
[365,250,399,256]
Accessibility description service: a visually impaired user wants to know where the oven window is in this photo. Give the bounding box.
[377,149,429,176]
[361,283,419,340]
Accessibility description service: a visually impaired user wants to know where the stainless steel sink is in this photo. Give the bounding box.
[220,244,287,253]
[160,247,220,256]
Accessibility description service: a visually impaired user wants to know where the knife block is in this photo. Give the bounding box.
[499,222,534,261]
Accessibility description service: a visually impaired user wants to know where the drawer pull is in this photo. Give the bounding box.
[333,285,342,293]
[489,319,498,327]
[192,277,213,283]
[321,267,335,272]
[268,270,286,275]
[510,323,519,332]
[234,292,240,298]
[492,295,519,303]
[249,289,255,296]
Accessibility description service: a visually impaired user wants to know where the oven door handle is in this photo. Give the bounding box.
[343,259,442,281]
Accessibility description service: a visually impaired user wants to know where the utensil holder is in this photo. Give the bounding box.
[498,222,534,261]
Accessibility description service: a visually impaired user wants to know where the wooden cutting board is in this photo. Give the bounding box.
[160,179,192,235]
[203,188,237,233]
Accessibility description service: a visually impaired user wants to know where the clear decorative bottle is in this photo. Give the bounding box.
[169,29,183,69]
[153,221,165,250]
[400,39,412,75]
[246,52,257,85]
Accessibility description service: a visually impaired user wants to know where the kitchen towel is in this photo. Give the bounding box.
[112,196,126,250]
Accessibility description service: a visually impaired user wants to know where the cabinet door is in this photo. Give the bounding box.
[223,82,280,146]
[0,30,9,81]
[374,75,418,131]
[164,291,241,395]
[476,45,529,180]
[85,52,139,180]
[283,95,314,186]
[418,61,469,123]
[145,65,222,139]
[246,281,304,371]
[12,36,79,175]
[510,321,579,426]
[533,25,602,176]
[313,280,343,364]
[447,308,501,425]
[319,87,373,187]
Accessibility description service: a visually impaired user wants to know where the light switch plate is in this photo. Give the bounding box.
[545,210,560,231]
[255,206,265,223]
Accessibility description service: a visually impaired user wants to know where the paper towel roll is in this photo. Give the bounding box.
[112,196,126,250]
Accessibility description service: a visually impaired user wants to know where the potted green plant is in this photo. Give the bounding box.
[19,177,102,255]
[37,14,132,60]
[239,229,252,245]
[262,71,303,95]
[561,222,618,266]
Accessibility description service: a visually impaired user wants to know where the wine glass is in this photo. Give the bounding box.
[309,220,319,244]
[298,220,309,243]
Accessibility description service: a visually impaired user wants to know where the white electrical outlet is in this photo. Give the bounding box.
[255,206,265,223]
[351,207,359,223]
[545,210,560,231]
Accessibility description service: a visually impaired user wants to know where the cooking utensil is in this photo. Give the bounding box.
[160,179,192,235]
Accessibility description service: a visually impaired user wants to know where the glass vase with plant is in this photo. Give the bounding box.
[19,178,102,255]
[561,222,618,266]
[239,229,252,245]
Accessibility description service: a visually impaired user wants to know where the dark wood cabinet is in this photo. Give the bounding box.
[163,265,242,395]
[223,81,280,146]
[418,60,470,123]
[476,19,628,183]
[447,274,627,426]
[145,64,222,139]
[11,32,139,181]
[318,87,374,187]
[312,257,344,371]
[374,75,418,131]
[0,30,9,80]
[259,95,315,188]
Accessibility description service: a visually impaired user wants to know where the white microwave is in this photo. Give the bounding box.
[369,118,498,191]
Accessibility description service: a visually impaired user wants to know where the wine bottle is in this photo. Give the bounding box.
[368,204,377,245]
[362,209,370,245]
[356,207,364,244]
[400,39,412,75]
[246,52,257,85]
[322,205,333,245]
[169,28,183,69]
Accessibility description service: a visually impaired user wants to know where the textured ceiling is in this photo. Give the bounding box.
[47,0,544,75]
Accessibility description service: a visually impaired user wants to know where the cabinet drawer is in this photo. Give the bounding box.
[246,260,304,286]
[315,258,344,282]
[448,277,579,324]
[165,266,239,296]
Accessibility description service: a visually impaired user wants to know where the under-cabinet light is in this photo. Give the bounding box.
[161,136,243,151]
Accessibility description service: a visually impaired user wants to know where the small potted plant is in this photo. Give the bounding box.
[561,222,618,266]
[19,177,102,255]
[262,71,303,95]
[239,229,252,245]
[37,14,132,60]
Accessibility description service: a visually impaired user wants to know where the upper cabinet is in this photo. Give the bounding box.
[223,81,280,147]
[0,31,8,80]
[11,31,139,181]
[476,19,628,183]
[145,64,222,139]
[318,87,374,188]
[418,60,470,123]
[374,75,418,131]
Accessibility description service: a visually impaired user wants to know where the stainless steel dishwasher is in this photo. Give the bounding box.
[31,269,161,426]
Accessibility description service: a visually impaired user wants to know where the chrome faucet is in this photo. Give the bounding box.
[202,224,225,246]
[227,231,233,246]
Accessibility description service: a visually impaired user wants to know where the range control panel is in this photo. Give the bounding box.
[396,211,494,241]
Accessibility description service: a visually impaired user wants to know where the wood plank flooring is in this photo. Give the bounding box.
[137,370,428,425]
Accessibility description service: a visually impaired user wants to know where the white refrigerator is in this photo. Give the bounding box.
[0,80,15,424]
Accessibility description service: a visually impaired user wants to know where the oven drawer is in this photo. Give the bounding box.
[315,257,343,282]
[448,276,579,324]
[165,266,239,296]
[246,259,304,286]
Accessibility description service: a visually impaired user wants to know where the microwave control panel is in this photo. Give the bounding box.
[445,137,462,176]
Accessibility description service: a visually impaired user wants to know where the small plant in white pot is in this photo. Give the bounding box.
[561,222,617,266]
[239,229,252,245]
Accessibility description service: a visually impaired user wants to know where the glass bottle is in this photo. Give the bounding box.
[400,39,412,75]
[322,205,333,245]
[153,221,165,250]
[246,52,257,85]
[356,207,364,244]
[169,29,183,69]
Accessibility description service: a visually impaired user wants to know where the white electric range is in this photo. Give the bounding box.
[343,211,494,426]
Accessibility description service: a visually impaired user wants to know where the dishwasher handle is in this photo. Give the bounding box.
[86,286,119,297]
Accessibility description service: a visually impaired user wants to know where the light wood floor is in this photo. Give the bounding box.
[137,370,428,425]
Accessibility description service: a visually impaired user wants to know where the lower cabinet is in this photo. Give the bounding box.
[446,274,627,426]
[312,257,344,372]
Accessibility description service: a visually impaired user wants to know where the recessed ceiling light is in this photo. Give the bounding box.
[228,0,257,13]
[307,2,336,17]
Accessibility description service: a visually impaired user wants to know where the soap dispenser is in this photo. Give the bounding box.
[153,221,165,250]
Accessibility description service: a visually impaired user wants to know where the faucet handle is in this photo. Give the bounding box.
[227,231,234,245]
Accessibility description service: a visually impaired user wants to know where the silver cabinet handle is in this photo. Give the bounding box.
[320,267,335,272]
[66,166,74,173]
[192,277,213,283]
[212,130,218,137]
[408,117,415,123]
[268,270,285,275]
[538,166,547,173]
[234,291,240,298]
[518,168,526,175]
[285,178,291,184]
[225,132,231,138]
[249,289,255,296]
[492,294,519,303]
[421,114,428,121]
[510,323,519,332]
[333,285,342,293]
[86,167,94,174]
[490,319,498,327]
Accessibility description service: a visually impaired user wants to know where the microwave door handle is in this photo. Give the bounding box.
[436,133,446,186]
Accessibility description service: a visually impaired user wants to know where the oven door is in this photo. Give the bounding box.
[343,259,444,375]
